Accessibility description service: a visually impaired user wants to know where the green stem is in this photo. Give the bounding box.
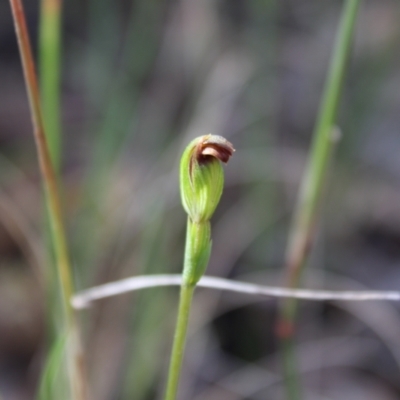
[165,216,211,400]
[281,337,302,400]
[8,1,87,399]
[164,283,195,400]
[39,0,62,171]
[277,0,361,399]
[39,0,63,350]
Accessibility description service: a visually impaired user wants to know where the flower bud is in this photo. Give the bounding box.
[180,134,235,223]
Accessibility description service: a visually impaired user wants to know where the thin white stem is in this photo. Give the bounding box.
[71,274,400,309]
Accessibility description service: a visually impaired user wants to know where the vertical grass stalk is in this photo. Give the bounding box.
[8,1,87,399]
[164,135,234,400]
[277,1,361,399]
[38,0,63,354]
[39,0,62,170]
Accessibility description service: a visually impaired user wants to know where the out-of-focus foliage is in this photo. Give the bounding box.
[1,0,400,399]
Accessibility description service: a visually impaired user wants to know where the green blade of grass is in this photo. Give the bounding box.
[7,1,87,398]
[276,1,362,399]
[38,0,65,357]
[39,0,62,171]
[37,335,68,400]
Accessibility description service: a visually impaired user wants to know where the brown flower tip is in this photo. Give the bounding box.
[195,134,235,165]
[181,134,234,222]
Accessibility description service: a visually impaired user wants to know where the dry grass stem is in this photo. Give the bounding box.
[71,274,400,309]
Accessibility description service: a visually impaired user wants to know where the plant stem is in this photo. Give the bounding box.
[165,216,204,400]
[277,0,361,398]
[39,0,62,344]
[281,336,301,400]
[8,1,87,399]
[164,283,195,400]
[39,0,62,171]
[71,274,400,309]
[164,206,216,400]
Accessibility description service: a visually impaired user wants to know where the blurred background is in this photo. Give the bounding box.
[1,0,400,399]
